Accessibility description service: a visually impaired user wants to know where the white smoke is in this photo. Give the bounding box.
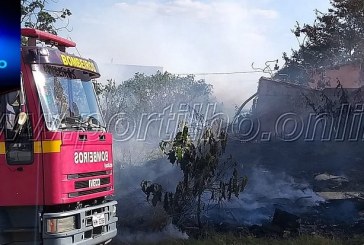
[204,167,325,226]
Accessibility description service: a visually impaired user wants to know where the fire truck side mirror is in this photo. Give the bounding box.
[14,112,28,135]
[17,112,28,127]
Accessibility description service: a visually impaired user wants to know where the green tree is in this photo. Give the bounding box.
[141,124,247,231]
[98,71,214,132]
[119,71,212,114]
[21,0,72,34]
[99,79,127,129]
[277,0,364,84]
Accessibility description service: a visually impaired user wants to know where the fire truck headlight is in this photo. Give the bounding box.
[46,216,76,233]
[111,205,117,217]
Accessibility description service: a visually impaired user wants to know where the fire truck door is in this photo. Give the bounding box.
[0,90,43,206]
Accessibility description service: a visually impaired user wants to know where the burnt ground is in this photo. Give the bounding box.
[113,140,364,244]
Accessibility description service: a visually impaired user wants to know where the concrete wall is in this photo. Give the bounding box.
[249,77,364,142]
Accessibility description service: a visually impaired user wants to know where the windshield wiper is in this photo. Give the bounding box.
[89,124,106,130]
[59,116,88,130]
[61,115,82,124]
[85,116,106,131]
[58,124,86,131]
[59,115,106,131]
[87,116,106,129]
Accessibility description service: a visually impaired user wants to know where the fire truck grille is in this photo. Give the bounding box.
[77,171,108,178]
[75,177,111,189]
[68,187,110,198]
[78,187,108,196]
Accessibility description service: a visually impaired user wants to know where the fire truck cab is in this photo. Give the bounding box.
[0,28,118,244]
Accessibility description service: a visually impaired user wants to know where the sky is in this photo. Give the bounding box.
[50,0,331,114]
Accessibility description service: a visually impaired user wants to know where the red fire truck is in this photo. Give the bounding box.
[0,28,118,244]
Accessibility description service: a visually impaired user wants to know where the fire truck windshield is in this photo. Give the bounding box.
[32,64,105,131]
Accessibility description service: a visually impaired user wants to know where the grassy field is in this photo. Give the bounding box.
[114,234,364,245]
